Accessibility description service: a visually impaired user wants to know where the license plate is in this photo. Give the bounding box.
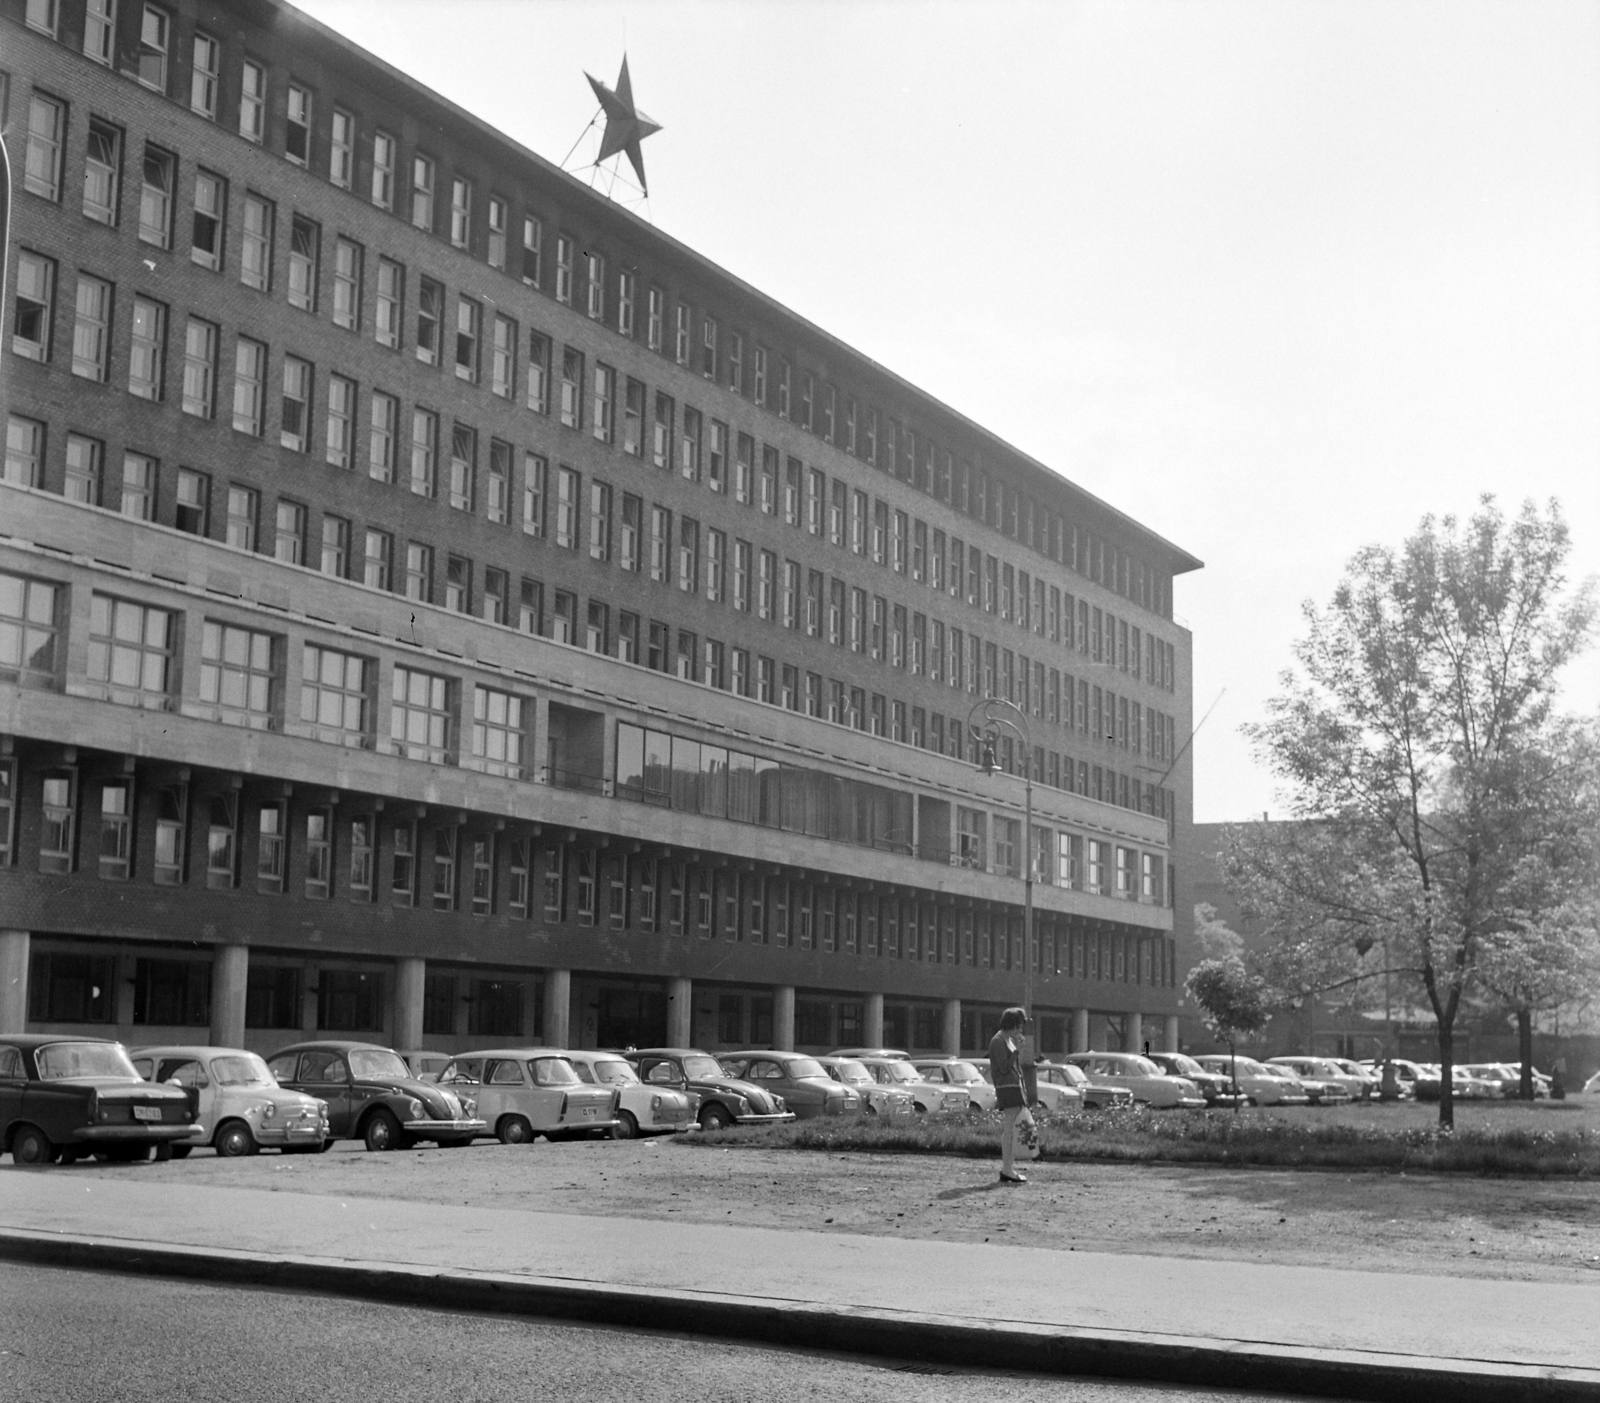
[582,1106,598,1118]
[132,1105,161,1122]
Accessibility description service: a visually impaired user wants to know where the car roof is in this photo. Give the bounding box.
[628,1048,708,1058]
[450,1047,571,1060]
[0,1033,116,1049]
[128,1045,254,1059]
[827,1047,909,1059]
[269,1040,398,1056]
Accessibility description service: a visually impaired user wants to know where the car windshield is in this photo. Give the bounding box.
[881,1061,920,1084]
[785,1057,828,1079]
[830,1060,872,1084]
[529,1058,581,1087]
[36,1043,141,1080]
[1126,1056,1163,1077]
[1047,1064,1088,1087]
[591,1059,638,1085]
[680,1055,724,1079]
[348,1049,411,1081]
[941,1062,984,1084]
[211,1054,274,1087]
[1163,1054,1204,1075]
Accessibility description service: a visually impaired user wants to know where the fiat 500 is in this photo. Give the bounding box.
[267,1041,484,1150]
[816,1056,915,1117]
[439,1050,619,1143]
[131,1045,328,1156]
[562,1050,698,1138]
[1,1035,200,1165]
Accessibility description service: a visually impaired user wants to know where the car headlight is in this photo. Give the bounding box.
[458,1096,477,1117]
[260,1101,277,1120]
[406,1098,425,1120]
[651,1095,663,1114]
[316,1100,329,1120]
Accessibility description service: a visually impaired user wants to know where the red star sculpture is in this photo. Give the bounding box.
[585,57,662,196]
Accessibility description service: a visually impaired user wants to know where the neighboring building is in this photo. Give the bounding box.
[0,0,1200,1060]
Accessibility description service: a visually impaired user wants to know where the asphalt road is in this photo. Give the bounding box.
[0,1262,1331,1403]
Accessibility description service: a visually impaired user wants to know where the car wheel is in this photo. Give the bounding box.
[698,1104,733,1132]
[169,1145,192,1160]
[497,1115,534,1145]
[610,1111,639,1140]
[363,1109,402,1152]
[215,1120,257,1158]
[12,1125,55,1166]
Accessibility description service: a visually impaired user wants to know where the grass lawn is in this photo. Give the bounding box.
[687,1092,1600,1176]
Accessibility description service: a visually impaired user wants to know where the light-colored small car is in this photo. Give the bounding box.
[912,1058,996,1112]
[439,1049,619,1143]
[816,1056,916,1117]
[1268,1057,1365,1100]
[563,1049,698,1138]
[855,1055,969,1114]
[1259,1061,1346,1104]
[1328,1058,1381,1099]
[969,1056,1084,1113]
[132,1045,329,1157]
[1065,1052,1206,1109]
[1036,1060,1132,1110]
[398,1050,452,1083]
[1194,1054,1310,1106]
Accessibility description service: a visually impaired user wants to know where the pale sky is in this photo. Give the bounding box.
[296,0,1600,823]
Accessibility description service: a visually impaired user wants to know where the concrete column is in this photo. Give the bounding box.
[1070,1006,1090,1054]
[941,998,961,1055]
[209,944,249,1048]
[773,985,795,1051]
[1126,1011,1143,1055]
[301,964,320,1032]
[0,930,30,1035]
[863,991,884,1047]
[1164,1014,1180,1054]
[543,968,571,1048]
[666,977,692,1047]
[390,957,425,1050]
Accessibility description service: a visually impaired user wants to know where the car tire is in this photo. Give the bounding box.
[698,1104,733,1132]
[169,1145,192,1160]
[363,1109,402,1152]
[12,1125,55,1166]
[497,1115,534,1145]
[610,1111,639,1140]
[215,1120,257,1158]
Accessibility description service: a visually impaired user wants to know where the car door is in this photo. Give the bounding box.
[477,1058,526,1128]
[158,1057,216,1139]
[0,1044,26,1140]
[298,1051,353,1135]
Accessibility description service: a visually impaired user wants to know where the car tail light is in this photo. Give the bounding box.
[559,1093,569,1120]
[611,1090,621,1116]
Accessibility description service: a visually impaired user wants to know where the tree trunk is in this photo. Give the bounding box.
[1437,1022,1455,1129]
[1229,1041,1239,1113]
[1518,1010,1535,1100]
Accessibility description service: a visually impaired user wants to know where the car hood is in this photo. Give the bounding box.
[353,1076,464,1118]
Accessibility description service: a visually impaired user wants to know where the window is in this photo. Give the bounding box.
[487,196,507,268]
[191,170,225,269]
[241,194,273,291]
[24,94,65,201]
[622,377,645,457]
[330,238,362,329]
[705,529,725,603]
[647,286,664,351]
[372,257,403,349]
[617,269,636,336]
[39,772,76,876]
[225,485,257,550]
[119,451,155,518]
[469,686,525,777]
[137,5,169,90]
[589,480,612,561]
[128,297,166,400]
[325,374,355,468]
[446,422,475,512]
[482,567,508,624]
[680,408,701,481]
[487,439,510,524]
[411,154,435,230]
[199,621,277,728]
[277,82,311,165]
[330,108,355,188]
[404,542,431,602]
[390,666,452,763]
[274,501,305,565]
[362,529,392,589]
[649,506,671,582]
[521,215,543,285]
[280,356,311,451]
[491,315,516,398]
[371,130,396,208]
[349,817,374,899]
[256,802,285,892]
[526,331,550,413]
[84,0,115,62]
[707,421,728,492]
[12,252,53,362]
[559,346,583,427]
[585,250,605,319]
[592,362,615,443]
[555,235,573,302]
[64,433,102,504]
[175,467,208,534]
[444,555,470,612]
[410,409,438,497]
[190,32,219,117]
[72,274,112,381]
[304,809,331,898]
[239,61,266,143]
[700,316,718,378]
[0,572,60,689]
[231,337,265,434]
[87,594,173,709]
[391,822,416,906]
[83,119,121,225]
[287,215,319,311]
[366,391,397,481]
[652,392,673,470]
[555,466,580,548]
[320,515,349,576]
[522,453,547,537]
[204,792,237,889]
[678,518,699,593]
[455,297,480,381]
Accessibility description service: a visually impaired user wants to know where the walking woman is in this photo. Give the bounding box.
[989,1006,1030,1183]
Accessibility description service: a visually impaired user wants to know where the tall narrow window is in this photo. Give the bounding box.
[521,215,543,285]
[487,196,507,268]
[137,4,169,89]
[304,810,331,898]
[585,251,605,320]
[175,468,209,535]
[371,131,396,209]
[410,409,438,498]
[226,485,257,550]
[287,215,319,311]
[375,257,402,349]
[448,422,475,511]
[256,803,285,893]
[119,451,155,518]
[411,154,436,231]
[526,332,550,413]
[274,501,305,565]
[450,177,472,248]
[555,235,573,303]
[239,61,266,143]
[24,94,66,202]
[99,781,132,879]
[491,314,516,398]
[83,119,121,225]
[522,453,547,538]
[190,32,219,117]
[241,194,273,291]
[231,337,265,435]
[128,297,166,400]
[72,275,112,382]
[12,253,53,363]
[84,0,115,63]
[647,287,664,351]
[332,238,361,329]
[330,108,355,188]
[559,347,583,428]
[367,392,397,481]
[285,84,311,165]
[416,277,442,364]
[591,362,615,443]
[191,170,225,269]
[64,434,103,504]
[486,439,510,524]
[280,355,311,451]
[138,145,175,247]
[363,529,392,589]
[454,297,480,381]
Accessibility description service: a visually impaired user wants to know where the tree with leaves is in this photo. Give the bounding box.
[1184,958,1268,1109]
[1241,497,1595,1127]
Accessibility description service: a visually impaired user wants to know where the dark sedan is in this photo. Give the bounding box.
[1146,1051,1247,1108]
[627,1048,795,1131]
[1,1035,200,1165]
[266,1041,485,1150]
[718,1051,862,1119]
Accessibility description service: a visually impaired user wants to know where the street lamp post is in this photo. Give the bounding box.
[968,696,1034,1064]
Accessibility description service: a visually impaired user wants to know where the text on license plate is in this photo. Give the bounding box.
[132,1106,161,1122]
[582,1107,598,1117]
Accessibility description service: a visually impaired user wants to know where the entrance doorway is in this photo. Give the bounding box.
[596,985,667,1049]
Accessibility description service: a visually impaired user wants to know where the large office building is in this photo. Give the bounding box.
[0,0,1201,1059]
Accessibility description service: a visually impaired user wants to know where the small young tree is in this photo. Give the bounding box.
[1185,958,1269,1110]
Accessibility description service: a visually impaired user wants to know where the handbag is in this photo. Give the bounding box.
[1016,1108,1041,1161]
[996,1083,1026,1110]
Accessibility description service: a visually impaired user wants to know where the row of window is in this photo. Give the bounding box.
[10,36,1177,623]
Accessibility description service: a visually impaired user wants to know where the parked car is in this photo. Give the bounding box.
[1268,1057,1365,1102]
[398,1050,452,1083]
[1411,1064,1500,1102]
[563,1050,698,1138]
[1146,1051,1246,1108]
[827,1047,910,1060]
[1328,1058,1381,1099]
[1,1035,201,1164]
[1584,1070,1600,1096]
[816,1056,916,1117]
[626,1048,794,1131]
[1258,1061,1347,1105]
[911,1058,996,1112]
[130,1045,328,1157]
[266,1041,485,1150]
[1193,1055,1310,1106]
[1063,1052,1206,1109]
[438,1050,619,1142]
[718,1051,863,1119]
[1035,1059,1134,1110]
[854,1055,969,1114]
[1504,1063,1553,1096]
[969,1056,1083,1113]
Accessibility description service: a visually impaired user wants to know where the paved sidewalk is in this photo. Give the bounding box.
[2,1172,1597,1400]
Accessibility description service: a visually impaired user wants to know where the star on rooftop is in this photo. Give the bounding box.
[585,57,662,196]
